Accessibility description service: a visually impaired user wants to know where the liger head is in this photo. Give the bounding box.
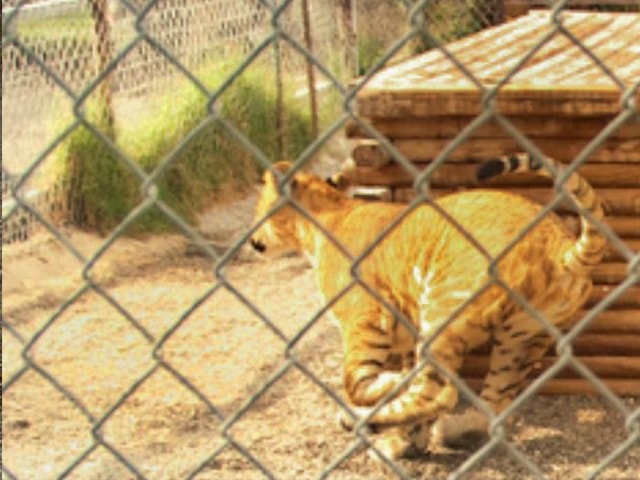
[250,161,350,255]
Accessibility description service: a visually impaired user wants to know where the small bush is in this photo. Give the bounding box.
[63,125,137,232]
[58,98,137,233]
[357,36,388,75]
[60,60,314,233]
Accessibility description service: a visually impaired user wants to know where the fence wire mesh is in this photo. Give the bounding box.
[2,0,639,479]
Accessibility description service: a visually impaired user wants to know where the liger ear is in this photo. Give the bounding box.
[326,173,350,191]
[270,161,293,176]
[262,161,293,185]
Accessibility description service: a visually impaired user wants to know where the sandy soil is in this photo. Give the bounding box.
[2,188,639,480]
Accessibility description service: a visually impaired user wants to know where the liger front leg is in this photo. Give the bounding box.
[340,314,404,408]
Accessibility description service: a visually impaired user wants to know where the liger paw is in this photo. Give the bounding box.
[431,411,489,450]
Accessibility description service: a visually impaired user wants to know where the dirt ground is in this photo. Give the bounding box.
[2,185,639,480]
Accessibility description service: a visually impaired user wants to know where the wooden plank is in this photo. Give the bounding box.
[352,186,393,202]
[350,137,640,164]
[507,0,640,6]
[393,187,640,215]
[461,356,640,379]
[345,116,640,140]
[395,138,640,163]
[469,329,640,356]
[356,12,640,117]
[352,139,392,168]
[504,1,538,19]
[563,215,639,239]
[602,239,640,262]
[592,263,636,285]
[459,377,640,396]
[587,285,640,309]
[582,310,640,333]
[461,310,640,336]
[342,162,640,188]
[505,0,640,15]
[357,89,637,119]
[537,379,640,396]
[572,334,640,356]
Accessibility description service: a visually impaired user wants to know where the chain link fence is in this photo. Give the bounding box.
[2,0,353,241]
[354,0,503,74]
[2,0,639,479]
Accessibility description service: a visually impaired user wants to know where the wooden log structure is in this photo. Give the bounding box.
[503,1,640,20]
[345,11,640,396]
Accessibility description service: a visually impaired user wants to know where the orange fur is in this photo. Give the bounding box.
[250,154,606,459]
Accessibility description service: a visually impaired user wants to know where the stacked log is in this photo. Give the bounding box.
[345,115,640,396]
[342,9,640,395]
[504,1,640,21]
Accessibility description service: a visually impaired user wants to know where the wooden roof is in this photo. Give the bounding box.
[356,11,640,117]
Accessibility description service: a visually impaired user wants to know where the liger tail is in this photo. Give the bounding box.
[476,153,607,268]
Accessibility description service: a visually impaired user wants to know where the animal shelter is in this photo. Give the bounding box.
[345,10,640,396]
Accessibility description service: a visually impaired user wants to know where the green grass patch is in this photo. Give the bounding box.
[357,36,388,75]
[62,118,137,233]
[59,59,315,234]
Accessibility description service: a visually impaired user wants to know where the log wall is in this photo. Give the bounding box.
[344,10,640,396]
[344,117,640,396]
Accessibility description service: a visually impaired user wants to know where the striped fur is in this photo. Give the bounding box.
[478,153,607,268]
[250,154,606,459]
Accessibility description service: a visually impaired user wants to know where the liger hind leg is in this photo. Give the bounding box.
[434,325,555,449]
